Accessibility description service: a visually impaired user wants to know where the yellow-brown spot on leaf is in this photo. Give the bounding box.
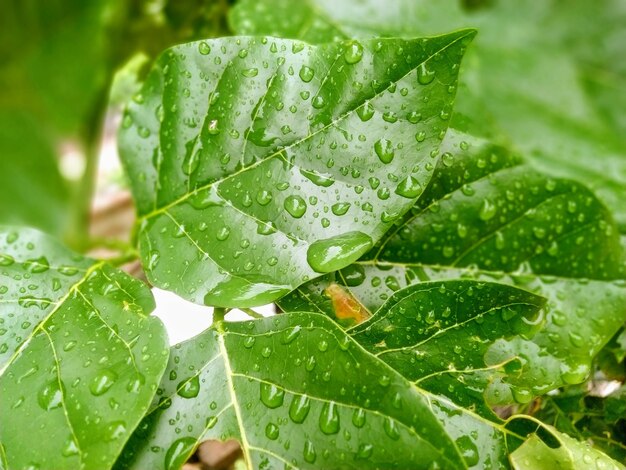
[324,283,371,325]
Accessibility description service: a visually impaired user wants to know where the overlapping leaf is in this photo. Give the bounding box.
[0,227,169,470]
[120,33,475,307]
[510,424,624,470]
[279,132,626,403]
[350,280,546,415]
[116,313,527,469]
[229,0,626,229]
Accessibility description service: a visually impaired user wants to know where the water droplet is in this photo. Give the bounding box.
[198,42,211,55]
[299,65,315,83]
[303,440,316,463]
[165,437,196,470]
[319,401,340,434]
[417,62,435,85]
[284,195,307,218]
[265,422,280,440]
[256,190,273,206]
[383,417,400,439]
[242,67,259,78]
[357,102,375,121]
[216,226,230,241]
[479,199,497,221]
[307,231,373,273]
[301,169,334,187]
[331,202,351,216]
[374,139,394,164]
[344,41,364,64]
[90,370,117,396]
[312,95,326,109]
[260,382,284,408]
[395,176,422,198]
[289,394,311,423]
[177,375,200,399]
[38,380,63,410]
[357,443,373,459]
[281,326,302,344]
[455,435,479,467]
[352,408,366,428]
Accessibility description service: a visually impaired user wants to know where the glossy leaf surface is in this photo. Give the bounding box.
[229,0,626,229]
[510,425,624,470]
[351,280,546,413]
[120,33,474,307]
[116,313,514,469]
[0,227,169,470]
[279,132,626,402]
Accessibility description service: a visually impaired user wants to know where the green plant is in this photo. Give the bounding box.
[1,1,625,469]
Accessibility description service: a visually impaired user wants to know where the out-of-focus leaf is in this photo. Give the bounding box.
[510,425,624,470]
[229,0,626,229]
[120,33,474,307]
[0,227,169,469]
[279,132,626,403]
[0,112,69,235]
[534,389,626,464]
[117,313,485,469]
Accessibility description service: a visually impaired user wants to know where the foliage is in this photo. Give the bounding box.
[0,0,625,469]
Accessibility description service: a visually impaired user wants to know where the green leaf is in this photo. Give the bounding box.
[229,0,626,230]
[120,33,475,307]
[229,0,468,41]
[279,131,626,402]
[0,112,69,235]
[116,313,519,469]
[350,280,546,413]
[510,425,625,470]
[533,387,626,463]
[0,227,169,469]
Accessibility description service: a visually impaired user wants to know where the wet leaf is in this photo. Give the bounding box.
[351,280,547,415]
[279,132,626,403]
[0,227,169,470]
[510,424,624,470]
[533,387,626,463]
[229,0,626,230]
[115,313,505,469]
[120,33,475,307]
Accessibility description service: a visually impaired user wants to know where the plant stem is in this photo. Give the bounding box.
[240,308,264,319]
[213,308,229,323]
[65,81,111,252]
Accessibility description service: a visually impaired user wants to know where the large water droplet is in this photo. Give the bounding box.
[289,394,311,423]
[344,41,364,64]
[307,231,373,273]
[455,435,479,467]
[374,139,394,164]
[352,408,366,428]
[479,199,497,221]
[38,380,63,410]
[284,195,307,218]
[319,401,340,434]
[417,62,435,85]
[260,382,284,408]
[90,369,118,396]
[395,176,422,198]
[299,65,315,83]
[165,437,196,470]
[177,375,200,399]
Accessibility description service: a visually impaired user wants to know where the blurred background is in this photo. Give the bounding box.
[0,1,625,467]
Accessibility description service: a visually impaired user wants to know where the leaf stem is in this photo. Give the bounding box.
[213,308,229,323]
[240,308,264,319]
